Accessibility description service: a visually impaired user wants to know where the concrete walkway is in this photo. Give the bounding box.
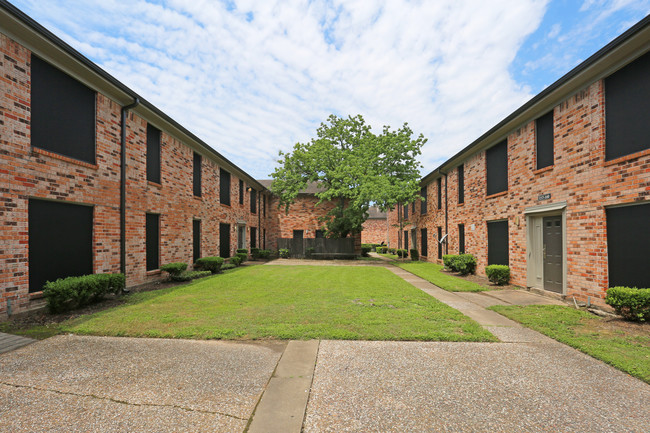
[0,332,35,354]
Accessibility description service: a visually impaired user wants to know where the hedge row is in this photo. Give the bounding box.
[43,273,125,313]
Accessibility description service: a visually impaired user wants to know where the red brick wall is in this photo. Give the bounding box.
[361,218,388,244]
[268,194,337,242]
[389,80,650,305]
[0,32,270,316]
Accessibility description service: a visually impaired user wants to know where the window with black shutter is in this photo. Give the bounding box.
[486,140,508,195]
[458,224,465,254]
[606,202,650,288]
[535,111,554,169]
[28,199,93,293]
[458,165,464,204]
[250,227,257,248]
[403,203,409,219]
[437,227,442,259]
[193,152,202,197]
[239,180,244,205]
[420,186,427,214]
[146,213,160,271]
[146,124,161,183]
[605,52,650,161]
[437,178,442,209]
[220,169,231,206]
[219,223,231,258]
[193,219,201,263]
[404,230,409,250]
[315,229,325,238]
[487,220,509,265]
[250,188,257,214]
[421,228,428,257]
[31,55,96,164]
[263,194,267,217]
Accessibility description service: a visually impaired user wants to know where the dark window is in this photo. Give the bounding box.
[486,140,508,195]
[458,165,464,204]
[250,227,257,248]
[220,169,231,206]
[219,223,231,258]
[404,203,409,219]
[536,111,554,169]
[487,220,509,265]
[250,189,257,214]
[605,51,650,161]
[404,230,409,250]
[146,213,160,271]
[293,230,304,239]
[420,186,427,214]
[146,124,161,183]
[315,229,325,238]
[606,202,650,288]
[411,202,415,214]
[239,180,244,205]
[263,194,267,217]
[193,219,201,263]
[437,227,442,259]
[193,152,202,197]
[28,199,93,293]
[458,224,465,254]
[437,178,442,209]
[31,55,96,164]
[263,229,267,249]
[421,228,428,257]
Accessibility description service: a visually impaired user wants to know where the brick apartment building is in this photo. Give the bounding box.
[389,16,650,306]
[0,3,273,317]
[361,206,388,245]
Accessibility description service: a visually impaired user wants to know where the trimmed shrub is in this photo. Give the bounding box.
[485,265,510,285]
[443,254,456,270]
[396,249,408,258]
[194,256,224,274]
[455,254,477,275]
[389,248,397,255]
[251,248,261,259]
[221,263,236,271]
[171,270,212,282]
[43,273,125,313]
[230,256,242,266]
[279,248,290,258]
[258,249,272,260]
[410,249,419,261]
[361,245,371,257]
[160,262,188,278]
[236,248,248,254]
[236,252,248,263]
[606,287,650,322]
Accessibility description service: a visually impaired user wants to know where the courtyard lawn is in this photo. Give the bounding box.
[397,262,488,292]
[491,305,650,383]
[378,253,398,260]
[65,265,495,342]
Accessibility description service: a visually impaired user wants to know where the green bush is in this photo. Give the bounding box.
[455,254,477,275]
[389,248,397,254]
[171,270,211,282]
[485,265,510,285]
[236,248,248,254]
[236,252,248,263]
[160,262,188,277]
[221,263,236,271]
[443,254,456,270]
[194,256,224,274]
[361,246,371,257]
[279,248,290,258]
[43,273,125,313]
[606,287,650,322]
[250,248,260,259]
[410,249,419,261]
[396,249,408,258]
[230,256,242,266]
[258,249,272,260]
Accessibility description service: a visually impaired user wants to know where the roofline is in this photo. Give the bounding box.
[421,13,650,185]
[0,0,266,192]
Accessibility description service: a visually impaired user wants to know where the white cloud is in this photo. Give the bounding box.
[14,0,550,178]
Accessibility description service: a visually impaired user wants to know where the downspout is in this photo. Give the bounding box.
[120,98,140,280]
[442,169,448,255]
[258,191,261,247]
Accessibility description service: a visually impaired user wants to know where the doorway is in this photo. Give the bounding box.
[543,216,563,293]
[237,224,246,250]
[525,203,566,295]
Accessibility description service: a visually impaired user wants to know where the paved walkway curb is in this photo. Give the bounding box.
[247,340,319,433]
[0,332,35,354]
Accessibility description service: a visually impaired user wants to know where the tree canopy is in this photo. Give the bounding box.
[270,114,425,238]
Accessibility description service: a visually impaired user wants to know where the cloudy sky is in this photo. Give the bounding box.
[11,0,650,179]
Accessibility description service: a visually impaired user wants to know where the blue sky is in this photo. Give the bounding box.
[10,0,650,179]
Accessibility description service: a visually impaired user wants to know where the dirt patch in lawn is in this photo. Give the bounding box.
[577,314,650,343]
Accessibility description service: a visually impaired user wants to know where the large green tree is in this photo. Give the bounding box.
[271,114,425,238]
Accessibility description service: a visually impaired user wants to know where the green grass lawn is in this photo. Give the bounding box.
[378,253,398,260]
[64,265,495,342]
[396,262,488,292]
[491,305,650,383]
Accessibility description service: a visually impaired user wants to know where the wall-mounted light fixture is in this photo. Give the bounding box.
[246,186,253,192]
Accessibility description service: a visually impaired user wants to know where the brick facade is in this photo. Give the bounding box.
[361,218,388,244]
[0,31,271,317]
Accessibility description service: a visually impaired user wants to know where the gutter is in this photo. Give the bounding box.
[120,98,140,278]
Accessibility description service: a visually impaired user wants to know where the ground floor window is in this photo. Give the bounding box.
[487,220,509,265]
[421,228,428,257]
[29,199,93,293]
[146,213,160,271]
[220,223,231,258]
[404,230,409,250]
[193,219,201,263]
[606,202,650,288]
[437,227,442,259]
[293,230,304,239]
[458,224,465,254]
[250,227,257,248]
